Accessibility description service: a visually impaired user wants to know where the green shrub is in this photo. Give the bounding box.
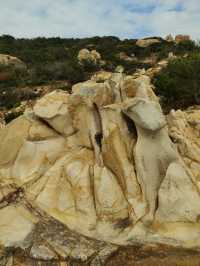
[5,111,23,123]
[0,64,28,89]
[175,40,198,55]
[26,60,86,86]
[153,53,200,112]
[1,35,200,110]
[80,59,100,73]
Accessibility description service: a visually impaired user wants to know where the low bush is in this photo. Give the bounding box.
[153,53,200,112]
[5,111,23,123]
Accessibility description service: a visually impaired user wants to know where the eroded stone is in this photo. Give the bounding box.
[0,72,200,265]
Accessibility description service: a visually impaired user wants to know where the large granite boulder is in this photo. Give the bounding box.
[0,72,200,265]
[78,48,101,64]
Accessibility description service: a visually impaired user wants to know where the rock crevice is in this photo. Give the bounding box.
[0,72,200,264]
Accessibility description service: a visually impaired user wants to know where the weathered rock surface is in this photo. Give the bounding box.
[0,71,200,265]
[167,108,200,190]
[91,71,112,82]
[0,54,26,69]
[136,38,161,48]
[78,48,101,64]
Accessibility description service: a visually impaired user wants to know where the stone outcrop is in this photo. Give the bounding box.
[78,48,101,64]
[167,107,200,188]
[136,38,161,48]
[115,65,124,73]
[118,52,137,62]
[91,70,112,82]
[0,72,200,265]
[0,54,26,69]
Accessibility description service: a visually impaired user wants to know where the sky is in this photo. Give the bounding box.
[0,0,200,40]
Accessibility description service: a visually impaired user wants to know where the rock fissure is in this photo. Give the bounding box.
[0,72,200,265]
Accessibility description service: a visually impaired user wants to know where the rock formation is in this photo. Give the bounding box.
[78,48,101,64]
[118,52,137,62]
[91,70,112,82]
[0,72,200,265]
[136,38,161,48]
[0,54,26,70]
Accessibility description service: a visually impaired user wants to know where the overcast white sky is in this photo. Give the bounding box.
[0,0,199,39]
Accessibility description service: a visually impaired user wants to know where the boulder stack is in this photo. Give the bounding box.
[78,48,101,64]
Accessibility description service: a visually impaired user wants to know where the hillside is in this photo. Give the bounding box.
[0,34,200,124]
